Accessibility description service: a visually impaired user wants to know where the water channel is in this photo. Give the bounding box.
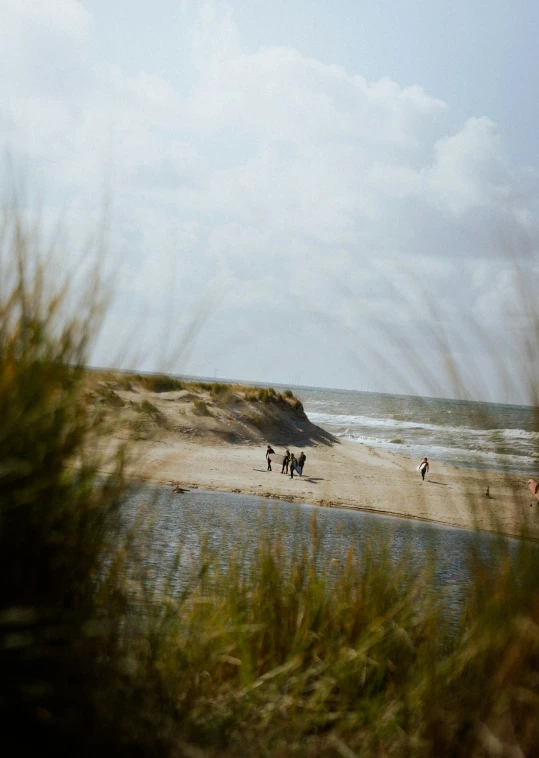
[121,486,528,618]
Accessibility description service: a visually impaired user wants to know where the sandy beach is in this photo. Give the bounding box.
[117,435,538,539]
[87,375,539,539]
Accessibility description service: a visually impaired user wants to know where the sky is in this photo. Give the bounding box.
[2,0,539,402]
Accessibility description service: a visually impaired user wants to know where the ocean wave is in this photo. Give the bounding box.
[491,427,539,441]
[308,411,539,442]
[308,411,484,437]
[338,430,539,456]
[339,433,539,471]
[308,411,449,432]
[300,388,538,475]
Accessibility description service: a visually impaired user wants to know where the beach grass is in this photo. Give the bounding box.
[2,215,539,756]
[87,368,304,407]
[101,525,539,756]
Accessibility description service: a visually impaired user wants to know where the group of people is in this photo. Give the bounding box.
[266,445,306,478]
[264,446,428,482]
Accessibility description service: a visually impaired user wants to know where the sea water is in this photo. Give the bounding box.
[298,386,539,476]
[177,374,538,476]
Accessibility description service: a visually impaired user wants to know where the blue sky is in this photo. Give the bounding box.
[2,0,539,401]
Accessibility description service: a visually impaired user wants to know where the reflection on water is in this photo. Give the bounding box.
[121,486,529,620]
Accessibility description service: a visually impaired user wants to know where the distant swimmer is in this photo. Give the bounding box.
[266,444,275,471]
[419,457,429,481]
[281,449,290,474]
[298,451,306,476]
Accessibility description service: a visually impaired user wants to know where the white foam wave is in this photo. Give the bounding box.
[308,411,477,436]
[309,411,434,430]
[308,411,539,443]
[492,428,539,441]
[339,433,538,470]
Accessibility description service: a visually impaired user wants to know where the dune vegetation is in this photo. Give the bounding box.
[83,369,335,447]
[2,217,539,757]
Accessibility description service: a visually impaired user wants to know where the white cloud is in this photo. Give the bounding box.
[2,0,539,398]
[426,117,513,214]
[0,0,92,99]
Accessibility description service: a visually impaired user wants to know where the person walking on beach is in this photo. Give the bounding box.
[266,444,275,471]
[281,449,290,474]
[419,457,429,481]
[289,453,296,478]
[298,451,306,476]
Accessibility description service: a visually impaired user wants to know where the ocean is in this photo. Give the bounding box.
[298,386,539,476]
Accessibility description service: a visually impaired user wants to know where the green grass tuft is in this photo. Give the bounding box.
[139,373,185,392]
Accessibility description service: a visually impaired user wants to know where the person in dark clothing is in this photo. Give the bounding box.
[266,445,275,471]
[281,449,290,474]
[419,457,429,481]
[289,453,296,478]
[298,451,306,475]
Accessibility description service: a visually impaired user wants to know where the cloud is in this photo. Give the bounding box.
[0,0,92,99]
[2,0,539,399]
[426,117,514,214]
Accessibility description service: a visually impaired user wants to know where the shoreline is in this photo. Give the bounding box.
[128,477,536,543]
[99,435,539,540]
